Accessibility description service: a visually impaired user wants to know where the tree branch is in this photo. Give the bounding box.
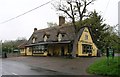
[67,1,77,33]
[86,0,95,6]
[59,8,73,19]
[81,0,95,20]
[76,1,82,21]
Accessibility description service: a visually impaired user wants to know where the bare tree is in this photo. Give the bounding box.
[53,0,96,57]
[54,0,95,32]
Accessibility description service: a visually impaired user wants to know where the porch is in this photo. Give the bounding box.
[25,41,72,57]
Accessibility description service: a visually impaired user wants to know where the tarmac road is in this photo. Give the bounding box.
[1,57,110,77]
[1,58,67,76]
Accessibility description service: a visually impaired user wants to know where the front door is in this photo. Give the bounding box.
[61,46,64,56]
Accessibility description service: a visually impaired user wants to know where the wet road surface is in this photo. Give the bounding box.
[1,58,67,75]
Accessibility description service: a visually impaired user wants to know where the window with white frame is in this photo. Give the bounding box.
[44,35,47,42]
[32,38,36,43]
[32,45,47,54]
[58,33,62,42]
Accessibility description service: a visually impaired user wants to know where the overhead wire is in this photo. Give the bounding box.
[0,0,54,24]
[1,0,111,24]
[103,0,111,17]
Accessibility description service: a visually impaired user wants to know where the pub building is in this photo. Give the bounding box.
[19,16,98,57]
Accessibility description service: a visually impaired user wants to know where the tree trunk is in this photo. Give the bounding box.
[71,35,78,58]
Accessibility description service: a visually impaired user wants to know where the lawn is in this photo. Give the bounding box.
[87,56,120,77]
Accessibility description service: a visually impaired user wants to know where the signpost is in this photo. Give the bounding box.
[106,47,114,58]
[106,47,114,65]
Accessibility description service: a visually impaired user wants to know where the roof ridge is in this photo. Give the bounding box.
[35,25,72,33]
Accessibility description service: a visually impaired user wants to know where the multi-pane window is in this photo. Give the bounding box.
[82,44,92,54]
[32,45,47,54]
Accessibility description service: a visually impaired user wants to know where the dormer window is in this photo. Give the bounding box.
[43,32,50,42]
[32,38,36,43]
[58,33,62,42]
[57,29,65,42]
[44,35,47,42]
[32,35,37,43]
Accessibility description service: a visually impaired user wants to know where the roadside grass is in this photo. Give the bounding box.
[87,56,120,77]
[115,51,120,53]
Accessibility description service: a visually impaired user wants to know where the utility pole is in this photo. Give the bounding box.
[0,40,2,77]
[118,1,120,37]
[0,40,2,56]
[117,24,120,37]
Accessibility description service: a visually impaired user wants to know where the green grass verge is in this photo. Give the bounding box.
[87,57,120,77]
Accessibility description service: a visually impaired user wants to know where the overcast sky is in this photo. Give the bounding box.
[0,0,119,41]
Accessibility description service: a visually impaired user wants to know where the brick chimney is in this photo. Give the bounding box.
[34,28,37,32]
[59,16,65,26]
